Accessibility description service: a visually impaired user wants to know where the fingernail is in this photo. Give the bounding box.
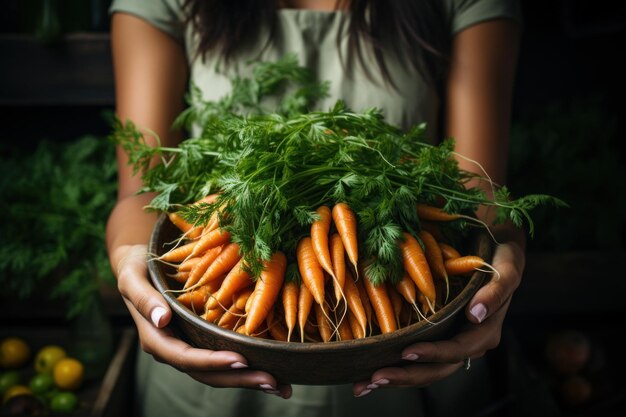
[150,306,167,327]
[470,303,487,323]
[263,389,281,396]
[230,362,248,369]
[355,389,372,397]
[366,378,389,390]
[402,353,419,361]
[259,383,276,391]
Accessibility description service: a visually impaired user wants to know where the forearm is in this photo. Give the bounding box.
[107,12,188,273]
[106,192,159,274]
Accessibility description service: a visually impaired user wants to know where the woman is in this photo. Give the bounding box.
[107,0,526,416]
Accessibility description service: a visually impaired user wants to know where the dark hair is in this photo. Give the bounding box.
[183,0,450,87]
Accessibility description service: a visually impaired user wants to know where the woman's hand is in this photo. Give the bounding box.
[115,244,293,398]
[352,234,525,396]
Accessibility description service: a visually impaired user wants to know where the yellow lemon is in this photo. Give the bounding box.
[34,345,67,374]
[53,358,84,391]
[0,337,31,369]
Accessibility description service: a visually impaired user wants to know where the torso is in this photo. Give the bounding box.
[185,8,439,135]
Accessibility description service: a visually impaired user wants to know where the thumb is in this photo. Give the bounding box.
[116,245,172,328]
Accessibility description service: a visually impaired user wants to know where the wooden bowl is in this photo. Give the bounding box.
[148,213,492,385]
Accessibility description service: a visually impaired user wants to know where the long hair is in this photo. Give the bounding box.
[182,0,451,87]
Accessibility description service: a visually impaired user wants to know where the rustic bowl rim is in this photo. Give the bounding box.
[148,212,490,353]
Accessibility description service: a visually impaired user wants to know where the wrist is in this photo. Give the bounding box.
[491,221,527,252]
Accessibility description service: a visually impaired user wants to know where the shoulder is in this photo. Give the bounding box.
[442,0,522,34]
[109,0,186,42]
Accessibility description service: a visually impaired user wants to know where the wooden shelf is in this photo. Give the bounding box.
[0,32,114,106]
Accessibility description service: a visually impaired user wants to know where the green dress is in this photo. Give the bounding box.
[109,1,522,416]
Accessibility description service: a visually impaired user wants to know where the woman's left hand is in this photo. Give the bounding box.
[352,233,525,396]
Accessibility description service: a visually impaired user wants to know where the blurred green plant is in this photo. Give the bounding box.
[508,97,624,251]
[0,135,117,318]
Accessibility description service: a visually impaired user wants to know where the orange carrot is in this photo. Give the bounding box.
[311,206,335,279]
[296,237,325,306]
[329,233,346,306]
[387,283,403,328]
[297,281,315,343]
[178,256,202,272]
[314,302,333,342]
[439,242,462,261]
[355,277,373,335]
[169,212,204,240]
[201,307,225,323]
[203,209,220,234]
[188,274,227,311]
[419,229,449,301]
[363,277,397,334]
[185,242,241,290]
[342,270,367,337]
[168,270,190,284]
[204,257,252,310]
[188,194,221,237]
[399,232,436,306]
[395,272,419,313]
[347,310,366,339]
[418,230,447,281]
[266,310,289,342]
[244,251,287,336]
[190,227,232,258]
[177,284,212,312]
[332,203,359,275]
[336,308,354,341]
[281,280,299,342]
[183,245,224,289]
[218,305,244,329]
[168,212,195,234]
[244,288,257,315]
[416,203,461,222]
[232,287,254,311]
[444,255,486,276]
[159,241,197,263]
[417,293,430,317]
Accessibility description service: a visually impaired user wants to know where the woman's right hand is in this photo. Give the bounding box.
[115,244,292,398]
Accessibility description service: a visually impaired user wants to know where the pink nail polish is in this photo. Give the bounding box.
[150,306,167,327]
[355,389,372,397]
[470,303,487,323]
[230,362,248,369]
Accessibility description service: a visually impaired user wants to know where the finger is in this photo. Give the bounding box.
[117,245,172,328]
[401,298,511,364]
[187,370,293,398]
[467,242,523,324]
[126,301,250,371]
[353,362,462,396]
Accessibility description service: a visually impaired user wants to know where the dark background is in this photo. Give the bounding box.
[1,1,625,416]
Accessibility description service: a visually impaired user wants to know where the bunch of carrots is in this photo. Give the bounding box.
[156,196,491,343]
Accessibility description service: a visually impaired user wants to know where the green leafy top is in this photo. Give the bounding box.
[111,54,565,284]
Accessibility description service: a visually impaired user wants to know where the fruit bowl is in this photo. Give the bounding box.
[148,213,492,385]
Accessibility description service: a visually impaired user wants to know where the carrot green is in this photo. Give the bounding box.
[111,54,565,284]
